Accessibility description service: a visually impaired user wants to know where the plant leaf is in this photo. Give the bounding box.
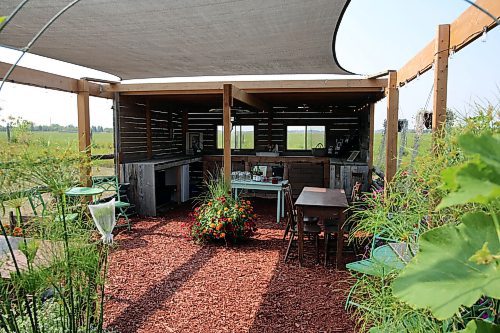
[437,162,500,209]
[391,212,500,320]
[460,320,500,333]
[459,133,500,169]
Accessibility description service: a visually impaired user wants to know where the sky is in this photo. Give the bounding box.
[0,0,499,130]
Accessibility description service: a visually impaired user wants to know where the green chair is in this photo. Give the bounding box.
[91,176,133,231]
[28,187,79,223]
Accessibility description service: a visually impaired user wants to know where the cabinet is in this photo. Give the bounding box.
[329,160,369,198]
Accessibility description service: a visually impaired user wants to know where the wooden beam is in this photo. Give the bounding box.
[231,85,270,111]
[223,84,232,186]
[398,0,500,86]
[0,61,111,98]
[104,78,388,95]
[77,79,91,186]
[432,24,451,147]
[385,71,399,191]
[368,103,375,183]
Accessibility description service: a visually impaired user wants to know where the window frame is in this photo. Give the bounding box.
[286,125,326,151]
[216,124,255,150]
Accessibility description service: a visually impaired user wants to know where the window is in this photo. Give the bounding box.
[217,125,254,149]
[287,125,325,150]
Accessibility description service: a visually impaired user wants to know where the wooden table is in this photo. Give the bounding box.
[232,180,288,223]
[295,187,348,267]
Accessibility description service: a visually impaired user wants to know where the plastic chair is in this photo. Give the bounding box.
[91,176,133,230]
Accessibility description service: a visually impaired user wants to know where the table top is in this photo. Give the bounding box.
[295,187,348,208]
[65,187,104,196]
[231,179,288,188]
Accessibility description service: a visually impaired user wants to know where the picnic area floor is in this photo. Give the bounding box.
[104,199,356,333]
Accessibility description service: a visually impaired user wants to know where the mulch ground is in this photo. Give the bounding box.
[104,199,356,333]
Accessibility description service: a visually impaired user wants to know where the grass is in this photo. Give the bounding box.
[0,131,114,155]
[373,132,432,171]
[0,130,433,170]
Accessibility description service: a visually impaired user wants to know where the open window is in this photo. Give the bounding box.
[217,125,255,149]
[286,125,325,150]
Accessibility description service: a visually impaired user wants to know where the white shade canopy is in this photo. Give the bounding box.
[0,0,352,80]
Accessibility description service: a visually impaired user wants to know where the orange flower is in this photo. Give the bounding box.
[220,233,226,238]
[210,223,216,228]
[12,227,23,237]
[239,208,244,212]
[227,218,232,222]
[216,224,222,231]
[208,201,212,206]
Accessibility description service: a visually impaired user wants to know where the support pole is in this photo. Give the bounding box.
[77,79,91,186]
[385,71,399,192]
[223,84,232,186]
[432,24,450,149]
[368,103,375,184]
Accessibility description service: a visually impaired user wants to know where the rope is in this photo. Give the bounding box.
[411,83,434,167]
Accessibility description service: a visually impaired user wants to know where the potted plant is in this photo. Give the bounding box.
[188,173,257,244]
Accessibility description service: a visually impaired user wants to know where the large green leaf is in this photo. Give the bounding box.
[391,212,500,320]
[437,134,500,209]
[460,320,500,333]
[459,133,500,169]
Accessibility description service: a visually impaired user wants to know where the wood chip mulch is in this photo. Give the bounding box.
[104,199,356,333]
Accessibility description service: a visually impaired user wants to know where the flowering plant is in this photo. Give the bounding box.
[188,173,257,243]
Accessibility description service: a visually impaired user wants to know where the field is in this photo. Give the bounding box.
[0,130,432,172]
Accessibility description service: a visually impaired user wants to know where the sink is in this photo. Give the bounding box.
[256,152,280,157]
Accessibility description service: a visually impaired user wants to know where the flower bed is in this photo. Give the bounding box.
[187,174,257,244]
[189,196,257,243]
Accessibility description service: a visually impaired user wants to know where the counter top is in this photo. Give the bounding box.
[125,155,202,171]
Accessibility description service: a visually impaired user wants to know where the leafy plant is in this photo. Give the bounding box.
[392,132,500,328]
[187,172,257,243]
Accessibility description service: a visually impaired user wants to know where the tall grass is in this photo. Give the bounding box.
[347,100,499,332]
[0,142,111,332]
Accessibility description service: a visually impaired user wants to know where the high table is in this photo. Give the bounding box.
[295,187,348,267]
[232,180,288,223]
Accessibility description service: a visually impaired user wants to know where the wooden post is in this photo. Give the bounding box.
[145,98,152,159]
[368,103,375,183]
[223,84,232,185]
[432,24,450,149]
[385,71,399,191]
[77,79,91,186]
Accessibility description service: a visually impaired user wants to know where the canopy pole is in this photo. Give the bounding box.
[77,79,91,186]
[432,24,450,150]
[384,71,399,194]
[367,103,375,184]
[223,84,232,187]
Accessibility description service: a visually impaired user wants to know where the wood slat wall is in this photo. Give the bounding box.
[186,106,370,159]
[119,96,184,163]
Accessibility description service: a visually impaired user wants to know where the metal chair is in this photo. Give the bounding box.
[283,184,321,263]
[91,176,133,230]
[28,187,80,223]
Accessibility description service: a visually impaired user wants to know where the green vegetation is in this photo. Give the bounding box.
[347,103,499,332]
[0,143,111,333]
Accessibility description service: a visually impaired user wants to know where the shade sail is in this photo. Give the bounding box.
[0,0,352,80]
